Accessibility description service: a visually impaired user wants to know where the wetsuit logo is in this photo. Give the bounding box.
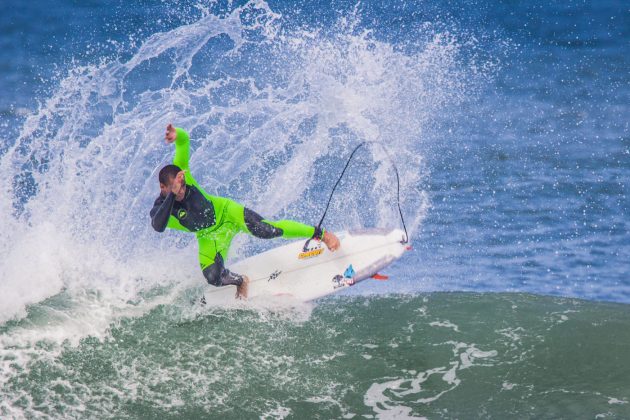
[177,209,188,220]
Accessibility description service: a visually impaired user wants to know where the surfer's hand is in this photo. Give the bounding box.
[323,231,340,252]
[171,171,186,195]
[165,123,177,143]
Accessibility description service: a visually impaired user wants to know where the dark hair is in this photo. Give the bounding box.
[159,164,182,185]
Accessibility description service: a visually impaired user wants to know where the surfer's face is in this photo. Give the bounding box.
[158,171,186,200]
[160,175,185,199]
[159,183,168,196]
[159,178,174,196]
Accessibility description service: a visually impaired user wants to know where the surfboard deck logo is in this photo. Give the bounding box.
[268,270,282,282]
[298,243,324,259]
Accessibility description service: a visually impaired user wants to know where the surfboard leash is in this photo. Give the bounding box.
[315,141,409,244]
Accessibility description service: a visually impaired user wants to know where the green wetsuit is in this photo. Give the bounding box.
[150,128,322,286]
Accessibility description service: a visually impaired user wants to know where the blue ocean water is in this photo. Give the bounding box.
[415,1,630,302]
[1,0,629,417]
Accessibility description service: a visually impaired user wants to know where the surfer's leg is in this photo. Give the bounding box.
[219,197,316,239]
[224,199,339,250]
[241,207,319,239]
[242,208,283,238]
[202,256,249,299]
[201,253,244,287]
[197,226,250,298]
[197,235,242,287]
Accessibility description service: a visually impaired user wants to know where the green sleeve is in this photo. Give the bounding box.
[173,127,200,187]
[167,215,190,232]
[173,128,190,171]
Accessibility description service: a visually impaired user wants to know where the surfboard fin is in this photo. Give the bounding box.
[371,273,389,280]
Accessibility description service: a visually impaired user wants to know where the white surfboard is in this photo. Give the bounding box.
[201,228,409,304]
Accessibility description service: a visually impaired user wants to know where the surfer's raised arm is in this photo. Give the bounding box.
[149,124,191,233]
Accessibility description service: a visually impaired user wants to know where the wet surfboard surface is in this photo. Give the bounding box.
[201,228,409,303]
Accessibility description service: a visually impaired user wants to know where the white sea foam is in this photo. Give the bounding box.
[608,398,628,405]
[429,319,460,332]
[364,341,497,417]
[1,0,475,326]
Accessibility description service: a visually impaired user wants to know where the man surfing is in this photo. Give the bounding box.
[150,124,340,299]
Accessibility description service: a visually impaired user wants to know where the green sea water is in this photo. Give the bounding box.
[2,292,629,418]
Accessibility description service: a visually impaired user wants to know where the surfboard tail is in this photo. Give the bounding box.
[351,255,397,285]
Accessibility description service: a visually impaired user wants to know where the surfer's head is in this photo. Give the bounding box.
[158,164,182,196]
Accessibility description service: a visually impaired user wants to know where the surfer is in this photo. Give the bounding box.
[150,124,340,299]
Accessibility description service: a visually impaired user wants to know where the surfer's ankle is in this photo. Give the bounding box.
[236,275,250,299]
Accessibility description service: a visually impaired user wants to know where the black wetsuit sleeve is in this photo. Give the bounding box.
[150,193,175,232]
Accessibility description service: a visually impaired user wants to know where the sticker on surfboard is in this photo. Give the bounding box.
[332,264,356,289]
[267,270,282,282]
[298,242,324,259]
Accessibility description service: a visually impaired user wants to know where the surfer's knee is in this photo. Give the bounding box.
[202,263,244,287]
[202,253,227,287]
[202,263,223,287]
[244,207,282,239]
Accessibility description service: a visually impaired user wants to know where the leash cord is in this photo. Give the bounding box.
[316,142,409,244]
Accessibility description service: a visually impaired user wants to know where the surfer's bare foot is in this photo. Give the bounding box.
[323,231,340,251]
[236,275,250,299]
